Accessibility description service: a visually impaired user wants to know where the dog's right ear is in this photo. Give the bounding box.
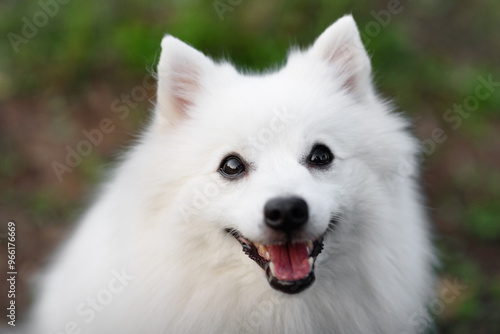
[309,15,372,100]
[155,35,216,127]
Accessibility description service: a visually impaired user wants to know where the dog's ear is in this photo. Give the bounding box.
[309,15,372,99]
[155,35,216,126]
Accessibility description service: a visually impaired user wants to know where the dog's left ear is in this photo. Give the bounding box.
[155,35,217,127]
[310,15,372,99]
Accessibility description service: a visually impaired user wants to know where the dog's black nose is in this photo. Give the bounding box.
[264,197,308,232]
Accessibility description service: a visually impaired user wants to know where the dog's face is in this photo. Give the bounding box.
[152,16,417,294]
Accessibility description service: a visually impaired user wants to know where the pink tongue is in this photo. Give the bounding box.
[268,242,310,281]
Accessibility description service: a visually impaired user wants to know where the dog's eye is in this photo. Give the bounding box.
[219,156,245,178]
[308,145,334,166]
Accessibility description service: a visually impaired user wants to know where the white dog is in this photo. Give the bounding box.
[26,15,435,334]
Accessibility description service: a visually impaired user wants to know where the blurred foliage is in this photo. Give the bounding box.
[1,0,499,332]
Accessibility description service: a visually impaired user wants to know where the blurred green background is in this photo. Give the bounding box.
[1,0,499,332]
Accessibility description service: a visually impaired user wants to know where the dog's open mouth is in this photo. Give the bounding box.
[226,229,324,294]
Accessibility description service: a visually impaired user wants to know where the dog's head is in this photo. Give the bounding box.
[151,15,417,294]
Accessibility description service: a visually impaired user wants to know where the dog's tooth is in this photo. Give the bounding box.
[308,257,314,270]
[269,262,277,276]
[265,251,270,261]
[306,241,313,255]
[258,244,268,258]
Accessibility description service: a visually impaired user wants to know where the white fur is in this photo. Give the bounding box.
[26,15,435,334]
